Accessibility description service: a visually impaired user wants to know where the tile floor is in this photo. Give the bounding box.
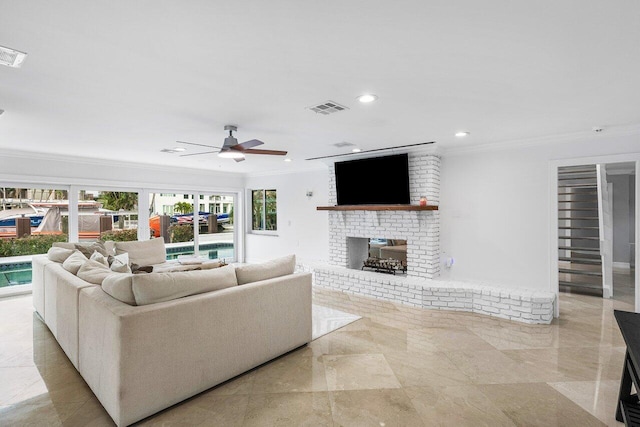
[0,285,635,426]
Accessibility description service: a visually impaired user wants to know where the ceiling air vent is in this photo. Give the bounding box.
[308,101,349,115]
[332,142,355,148]
[0,45,27,68]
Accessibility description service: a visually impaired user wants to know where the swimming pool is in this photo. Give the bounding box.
[0,243,235,288]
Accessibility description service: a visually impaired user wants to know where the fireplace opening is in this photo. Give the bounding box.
[347,237,407,275]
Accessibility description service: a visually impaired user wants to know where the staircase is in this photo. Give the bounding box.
[558,165,610,295]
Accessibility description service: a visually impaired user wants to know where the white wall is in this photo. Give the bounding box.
[244,168,329,264]
[439,132,640,292]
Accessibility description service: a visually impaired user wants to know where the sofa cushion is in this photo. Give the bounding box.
[109,253,132,273]
[77,259,113,285]
[114,238,166,266]
[235,254,296,285]
[102,273,136,305]
[75,242,109,258]
[132,264,238,306]
[62,250,88,275]
[47,247,74,263]
[53,241,115,255]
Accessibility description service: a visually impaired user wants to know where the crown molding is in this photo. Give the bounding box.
[0,148,244,178]
[441,124,640,157]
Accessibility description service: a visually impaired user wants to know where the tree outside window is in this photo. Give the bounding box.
[252,189,277,231]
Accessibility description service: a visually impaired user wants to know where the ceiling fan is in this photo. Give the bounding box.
[177,125,287,162]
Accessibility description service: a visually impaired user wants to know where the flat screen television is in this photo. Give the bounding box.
[335,153,410,205]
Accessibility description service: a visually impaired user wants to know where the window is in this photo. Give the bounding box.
[252,189,277,231]
[78,189,138,243]
[1,186,69,288]
[149,192,236,262]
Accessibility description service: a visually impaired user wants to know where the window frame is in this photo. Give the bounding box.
[249,188,278,235]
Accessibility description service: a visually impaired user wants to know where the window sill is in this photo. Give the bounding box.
[249,230,279,237]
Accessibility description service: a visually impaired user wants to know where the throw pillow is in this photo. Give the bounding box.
[90,250,109,266]
[77,259,113,285]
[109,253,132,273]
[114,238,166,266]
[131,264,153,274]
[47,247,74,263]
[235,254,296,285]
[74,242,109,258]
[62,250,88,275]
[132,264,238,306]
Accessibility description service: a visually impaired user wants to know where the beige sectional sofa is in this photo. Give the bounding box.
[32,239,312,426]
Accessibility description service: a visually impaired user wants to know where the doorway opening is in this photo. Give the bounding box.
[556,161,636,306]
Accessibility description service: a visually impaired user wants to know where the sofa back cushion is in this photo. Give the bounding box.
[114,238,166,266]
[235,254,296,285]
[102,273,136,305]
[77,259,113,285]
[62,250,88,275]
[132,265,238,306]
[53,241,115,255]
[47,246,74,263]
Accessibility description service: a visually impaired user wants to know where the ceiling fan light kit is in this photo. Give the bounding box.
[218,150,245,159]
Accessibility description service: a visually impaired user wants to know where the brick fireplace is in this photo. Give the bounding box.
[327,153,441,279]
[310,152,556,324]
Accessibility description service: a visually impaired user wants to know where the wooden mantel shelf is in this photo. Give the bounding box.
[316,204,438,211]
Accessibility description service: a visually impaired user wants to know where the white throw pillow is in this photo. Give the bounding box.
[235,254,296,285]
[47,247,74,263]
[90,250,109,266]
[114,238,166,266]
[110,252,131,273]
[62,250,88,275]
[102,273,136,305]
[132,264,238,306]
[77,259,113,285]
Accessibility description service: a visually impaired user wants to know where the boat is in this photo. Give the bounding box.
[149,212,230,237]
[0,200,103,238]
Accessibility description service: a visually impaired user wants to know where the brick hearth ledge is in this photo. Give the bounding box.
[299,263,556,325]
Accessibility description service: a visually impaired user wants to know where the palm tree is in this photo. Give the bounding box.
[173,201,193,214]
[98,192,138,211]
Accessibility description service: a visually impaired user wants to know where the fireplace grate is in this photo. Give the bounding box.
[362,257,407,275]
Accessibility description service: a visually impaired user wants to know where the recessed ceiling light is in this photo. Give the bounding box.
[357,94,378,103]
[173,147,186,152]
[284,158,292,162]
[218,150,245,159]
[352,148,362,153]
[455,131,470,137]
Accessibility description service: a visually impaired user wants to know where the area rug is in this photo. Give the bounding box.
[312,304,361,340]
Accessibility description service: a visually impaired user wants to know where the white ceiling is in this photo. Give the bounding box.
[1,1,639,174]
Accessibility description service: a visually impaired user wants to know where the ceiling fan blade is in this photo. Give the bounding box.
[243,149,288,156]
[179,151,218,157]
[237,139,264,149]
[234,157,246,163]
[177,141,221,149]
